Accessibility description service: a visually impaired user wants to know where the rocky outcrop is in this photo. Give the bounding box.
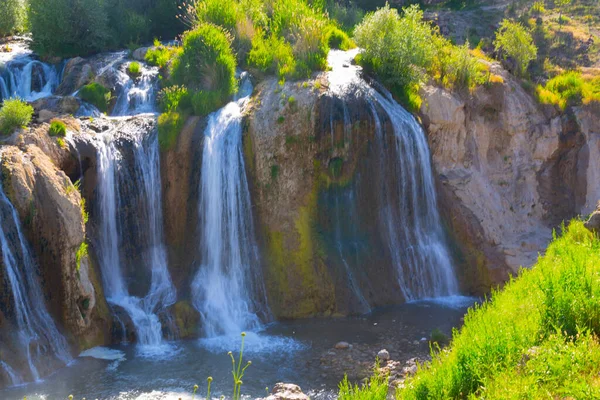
[160,117,206,298]
[0,128,110,351]
[420,61,600,287]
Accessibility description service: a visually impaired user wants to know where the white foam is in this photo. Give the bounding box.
[412,295,479,309]
[79,346,126,361]
[198,332,307,355]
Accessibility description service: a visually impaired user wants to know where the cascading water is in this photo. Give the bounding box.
[327,49,459,301]
[111,62,159,116]
[191,75,268,338]
[0,56,59,102]
[92,127,176,351]
[0,160,71,384]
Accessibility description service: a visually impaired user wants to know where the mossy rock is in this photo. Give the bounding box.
[172,301,200,339]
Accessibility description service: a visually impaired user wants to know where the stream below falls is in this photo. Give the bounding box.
[0,297,474,400]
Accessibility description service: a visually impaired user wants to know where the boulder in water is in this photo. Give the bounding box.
[132,47,150,61]
[377,349,390,361]
[335,341,350,350]
[264,383,310,400]
[56,57,94,95]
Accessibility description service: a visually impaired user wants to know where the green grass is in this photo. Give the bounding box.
[49,120,67,137]
[145,39,181,69]
[127,62,141,77]
[537,71,600,109]
[171,23,237,116]
[0,98,33,135]
[78,83,111,113]
[158,111,185,151]
[395,220,600,399]
[75,242,88,272]
[338,364,389,400]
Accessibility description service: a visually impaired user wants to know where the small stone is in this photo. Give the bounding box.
[420,337,427,342]
[335,341,350,350]
[377,349,390,361]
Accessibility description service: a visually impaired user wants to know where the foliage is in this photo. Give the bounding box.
[536,71,600,109]
[76,242,88,272]
[397,220,600,399]
[494,19,538,77]
[127,62,141,77]
[338,365,389,400]
[324,26,354,50]
[248,32,296,78]
[145,40,181,68]
[49,120,67,137]
[78,83,111,113]
[158,111,184,151]
[80,197,89,224]
[434,40,485,90]
[325,0,364,32]
[0,99,33,135]
[0,0,25,37]
[28,0,111,57]
[171,23,237,115]
[158,85,191,113]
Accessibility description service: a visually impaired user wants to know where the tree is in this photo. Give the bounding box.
[556,0,572,31]
[28,0,110,56]
[494,20,537,77]
[0,0,24,37]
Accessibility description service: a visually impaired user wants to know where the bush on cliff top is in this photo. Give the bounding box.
[0,99,33,136]
[392,220,600,399]
[536,71,600,109]
[171,23,237,115]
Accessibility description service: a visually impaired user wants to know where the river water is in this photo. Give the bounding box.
[0,298,474,400]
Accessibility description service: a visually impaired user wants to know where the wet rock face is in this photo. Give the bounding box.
[245,77,423,318]
[421,61,600,290]
[0,136,110,352]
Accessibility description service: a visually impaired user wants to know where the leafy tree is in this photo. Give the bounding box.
[28,0,110,56]
[0,0,24,37]
[494,20,537,77]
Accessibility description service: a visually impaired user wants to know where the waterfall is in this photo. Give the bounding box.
[0,164,71,383]
[0,56,59,102]
[111,63,159,116]
[191,75,268,337]
[92,128,175,349]
[327,49,458,301]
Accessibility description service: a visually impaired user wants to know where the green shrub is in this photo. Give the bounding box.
[0,0,25,37]
[435,41,485,90]
[354,5,437,96]
[145,40,180,68]
[171,23,237,115]
[79,83,111,113]
[248,32,296,78]
[127,62,141,77]
[28,0,110,57]
[493,19,538,77]
[325,26,354,50]
[158,85,192,113]
[49,120,67,137]
[0,99,34,135]
[191,91,226,116]
[158,111,185,151]
[397,220,600,399]
[536,72,600,109]
[326,1,364,32]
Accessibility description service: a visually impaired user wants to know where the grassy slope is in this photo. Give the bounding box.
[395,220,600,399]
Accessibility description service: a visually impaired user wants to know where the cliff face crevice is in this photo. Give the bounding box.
[420,62,600,290]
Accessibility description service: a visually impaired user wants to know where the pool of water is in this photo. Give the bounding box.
[0,297,475,400]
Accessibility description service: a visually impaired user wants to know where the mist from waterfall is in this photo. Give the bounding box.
[327,49,459,302]
[92,128,176,352]
[191,75,268,338]
[0,161,71,384]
